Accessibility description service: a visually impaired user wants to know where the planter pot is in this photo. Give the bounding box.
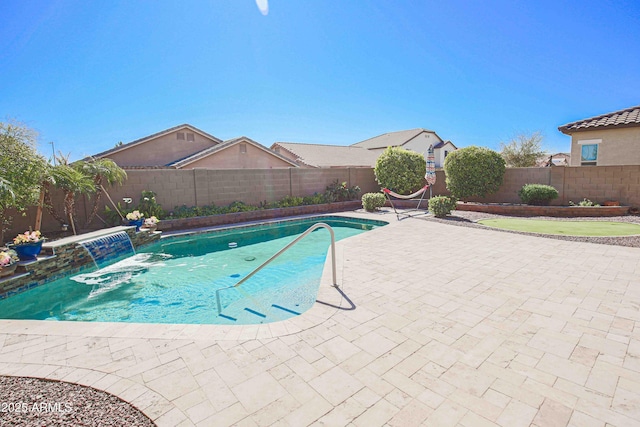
[10,240,43,261]
[0,262,17,277]
[128,218,144,232]
[141,224,157,232]
[603,201,620,206]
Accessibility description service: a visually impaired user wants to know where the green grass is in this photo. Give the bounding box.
[477,219,640,236]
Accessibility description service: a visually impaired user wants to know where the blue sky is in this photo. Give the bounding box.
[2,0,639,161]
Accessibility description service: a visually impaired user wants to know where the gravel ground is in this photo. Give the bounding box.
[2,210,639,427]
[0,376,155,427]
[422,210,640,248]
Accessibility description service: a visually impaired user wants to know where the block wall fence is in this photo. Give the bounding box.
[4,167,380,241]
[4,165,640,242]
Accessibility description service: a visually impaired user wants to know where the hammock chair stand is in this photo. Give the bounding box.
[383,185,431,220]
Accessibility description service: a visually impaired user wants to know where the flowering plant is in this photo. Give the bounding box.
[13,230,43,245]
[144,216,159,226]
[0,249,19,266]
[126,210,143,220]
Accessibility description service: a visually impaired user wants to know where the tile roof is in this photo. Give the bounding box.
[351,128,443,149]
[170,136,298,168]
[558,105,640,134]
[91,124,223,159]
[271,142,381,168]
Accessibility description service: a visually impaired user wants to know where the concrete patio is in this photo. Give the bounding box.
[0,210,639,426]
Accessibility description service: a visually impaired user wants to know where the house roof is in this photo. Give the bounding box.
[271,142,381,168]
[558,105,640,134]
[433,140,458,150]
[170,137,298,168]
[351,128,443,149]
[92,124,222,160]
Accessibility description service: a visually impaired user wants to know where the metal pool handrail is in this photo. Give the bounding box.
[215,222,337,315]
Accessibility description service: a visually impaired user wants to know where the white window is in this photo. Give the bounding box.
[578,139,600,166]
[187,133,195,142]
[239,143,247,154]
[177,132,185,140]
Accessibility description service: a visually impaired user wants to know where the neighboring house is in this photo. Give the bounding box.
[351,128,457,167]
[92,124,297,169]
[558,105,640,166]
[536,153,571,167]
[170,137,297,169]
[271,142,380,168]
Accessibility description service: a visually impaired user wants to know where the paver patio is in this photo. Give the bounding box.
[1,211,639,426]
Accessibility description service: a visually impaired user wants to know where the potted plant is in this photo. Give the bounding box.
[9,230,44,261]
[126,210,144,231]
[141,216,159,232]
[0,249,19,277]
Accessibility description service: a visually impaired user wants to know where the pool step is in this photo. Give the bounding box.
[244,307,267,318]
[220,304,301,322]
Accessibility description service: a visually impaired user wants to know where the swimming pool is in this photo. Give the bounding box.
[0,216,386,325]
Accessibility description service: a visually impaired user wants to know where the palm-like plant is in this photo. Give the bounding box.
[49,154,95,235]
[79,157,127,227]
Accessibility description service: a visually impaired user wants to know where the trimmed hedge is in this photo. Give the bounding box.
[428,195,457,218]
[361,193,386,211]
[374,147,426,194]
[444,146,505,200]
[518,184,559,205]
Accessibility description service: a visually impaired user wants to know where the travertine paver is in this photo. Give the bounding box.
[1,210,640,426]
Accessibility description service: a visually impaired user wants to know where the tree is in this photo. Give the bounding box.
[374,147,426,194]
[0,121,48,242]
[79,157,127,227]
[499,132,545,167]
[49,154,95,235]
[444,146,505,200]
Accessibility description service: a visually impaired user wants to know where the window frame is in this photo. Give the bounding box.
[578,139,600,166]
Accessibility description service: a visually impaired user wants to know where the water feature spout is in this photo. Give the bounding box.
[79,231,135,269]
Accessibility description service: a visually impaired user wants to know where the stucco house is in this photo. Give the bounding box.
[272,128,457,169]
[92,124,297,169]
[352,128,457,168]
[271,142,380,168]
[558,105,640,166]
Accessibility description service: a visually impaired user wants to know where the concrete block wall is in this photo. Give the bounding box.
[474,168,553,204]
[561,165,640,206]
[6,165,640,243]
[291,168,349,197]
[350,168,380,194]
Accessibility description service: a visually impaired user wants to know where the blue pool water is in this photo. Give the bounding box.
[0,216,386,325]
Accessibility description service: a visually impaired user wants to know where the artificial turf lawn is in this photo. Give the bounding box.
[477,219,640,236]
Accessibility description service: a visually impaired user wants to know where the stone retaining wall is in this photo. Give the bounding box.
[0,227,160,300]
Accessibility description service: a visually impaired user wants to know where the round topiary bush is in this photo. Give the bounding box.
[444,146,506,200]
[518,184,559,205]
[428,195,457,217]
[361,192,386,212]
[374,147,426,194]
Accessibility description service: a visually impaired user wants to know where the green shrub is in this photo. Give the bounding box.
[374,147,426,194]
[278,195,304,208]
[361,193,386,211]
[137,190,165,218]
[428,195,457,218]
[518,184,559,205]
[302,193,328,205]
[444,146,505,200]
[324,180,361,202]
